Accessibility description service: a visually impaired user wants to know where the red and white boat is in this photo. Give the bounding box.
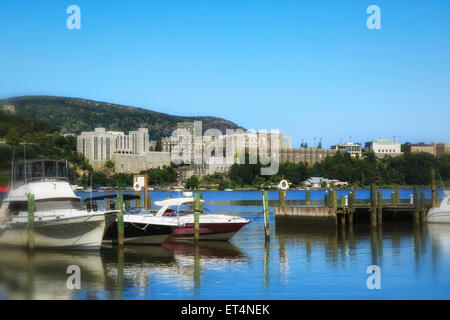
[154,195,250,241]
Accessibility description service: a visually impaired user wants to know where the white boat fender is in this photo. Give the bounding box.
[278,180,289,190]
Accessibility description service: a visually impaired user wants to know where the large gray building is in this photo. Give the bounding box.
[77,128,170,173]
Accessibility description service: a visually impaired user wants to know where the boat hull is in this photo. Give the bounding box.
[172,222,249,241]
[427,208,450,223]
[103,222,176,245]
[0,212,116,250]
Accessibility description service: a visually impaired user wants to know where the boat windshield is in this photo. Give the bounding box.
[35,199,83,211]
[12,160,69,187]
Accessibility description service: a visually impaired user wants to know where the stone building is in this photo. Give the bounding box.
[331,142,362,158]
[411,142,450,158]
[364,139,403,158]
[279,148,337,165]
[0,105,15,114]
[77,128,170,173]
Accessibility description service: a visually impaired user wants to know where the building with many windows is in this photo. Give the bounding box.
[330,142,362,158]
[77,128,170,172]
[364,139,403,158]
[411,142,450,158]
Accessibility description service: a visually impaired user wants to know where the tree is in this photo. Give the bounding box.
[186,175,199,189]
[104,160,115,169]
[155,139,162,151]
[5,128,20,145]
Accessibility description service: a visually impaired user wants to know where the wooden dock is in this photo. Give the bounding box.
[276,182,439,227]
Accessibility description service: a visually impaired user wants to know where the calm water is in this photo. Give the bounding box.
[1,190,449,300]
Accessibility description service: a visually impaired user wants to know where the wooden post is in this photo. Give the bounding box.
[377,191,383,225]
[348,191,354,225]
[331,189,337,209]
[431,168,438,208]
[147,193,152,212]
[279,190,285,207]
[135,192,141,208]
[194,193,201,242]
[144,174,149,210]
[117,194,124,246]
[107,198,112,210]
[420,191,426,223]
[370,184,377,227]
[27,193,35,250]
[263,190,270,240]
[413,185,420,224]
[306,189,311,206]
[324,191,329,207]
[340,195,346,225]
[395,188,400,206]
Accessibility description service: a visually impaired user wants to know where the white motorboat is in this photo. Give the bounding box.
[0,159,117,249]
[103,204,179,245]
[154,195,251,241]
[427,191,450,223]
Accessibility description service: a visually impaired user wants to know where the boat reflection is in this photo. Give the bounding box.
[0,241,248,299]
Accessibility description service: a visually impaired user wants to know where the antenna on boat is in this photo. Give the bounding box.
[23,143,27,184]
[10,145,15,189]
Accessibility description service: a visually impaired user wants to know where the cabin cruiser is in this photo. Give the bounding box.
[100,195,179,245]
[427,191,450,223]
[154,195,251,241]
[0,159,117,249]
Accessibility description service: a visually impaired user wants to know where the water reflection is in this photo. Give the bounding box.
[0,241,247,300]
[1,220,450,299]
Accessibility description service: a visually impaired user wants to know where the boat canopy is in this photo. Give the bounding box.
[154,197,205,207]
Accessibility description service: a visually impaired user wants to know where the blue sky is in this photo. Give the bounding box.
[0,0,449,147]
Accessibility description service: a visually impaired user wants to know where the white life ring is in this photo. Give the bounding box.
[278,180,289,190]
[134,182,142,192]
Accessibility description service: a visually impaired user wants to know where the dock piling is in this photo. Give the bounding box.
[420,191,426,223]
[377,191,383,225]
[263,190,270,240]
[413,186,420,224]
[194,193,202,242]
[370,184,377,227]
[117,194,124,246]
[431,168,438,208]
[279,190,285,208]
[27,193,35,250]
[340,195,346,225]
[306,189,311,206]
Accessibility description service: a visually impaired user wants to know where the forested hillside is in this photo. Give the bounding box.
[0,96,242,140]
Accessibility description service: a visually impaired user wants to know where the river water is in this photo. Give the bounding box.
[0,189,449,300]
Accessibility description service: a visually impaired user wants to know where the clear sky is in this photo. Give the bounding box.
[0,0,449,147]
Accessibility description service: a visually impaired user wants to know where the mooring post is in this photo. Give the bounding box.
[135,192,141,208]
[279,189,285,208]
[147,194,152,212]
[431,168,438,208]
[420,191,426,223]
[263,190,270,240]
[340,195,346,225]
[377,191,383,225]
[117,193,124,246]
[413,185,420,224]
[144,174,149,210]
[331,189,337,209]
[370,184,377,227]
[348,191,354,225]
[194,193,201,242]
[306,189,311,206]
[324,191,329,207]
[27,193,35,250]
[395,188,400,206]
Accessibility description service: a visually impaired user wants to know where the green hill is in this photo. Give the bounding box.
[0,96,243,140]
